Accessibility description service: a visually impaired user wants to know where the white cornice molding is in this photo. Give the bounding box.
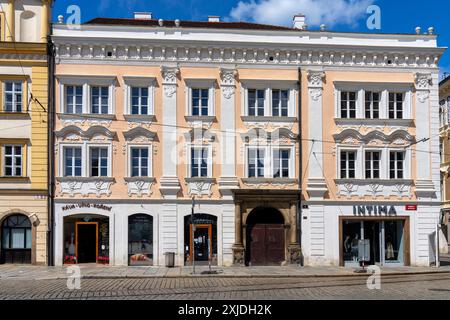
[53,42,442,70]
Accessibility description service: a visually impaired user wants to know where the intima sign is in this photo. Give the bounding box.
[353,205,397,216]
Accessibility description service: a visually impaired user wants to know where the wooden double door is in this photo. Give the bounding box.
[247,224,285,266]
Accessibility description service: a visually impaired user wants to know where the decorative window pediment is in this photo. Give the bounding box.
[240,128,297,143]
[55,125,116,141]
[334,129,414,145]
[184,128,216,143]
[123,127,157,142]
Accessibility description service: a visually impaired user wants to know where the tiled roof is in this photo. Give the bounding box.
[84,17,299,32]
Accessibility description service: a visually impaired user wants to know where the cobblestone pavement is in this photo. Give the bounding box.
[1,273,450,300]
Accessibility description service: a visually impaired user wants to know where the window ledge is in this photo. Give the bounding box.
[334,118,414,126]
[58,113,116,120]
[124,177,156,183]
[0,112,31,119]
[242,178,297,184]
[185,177,216,183]
[185,116,216,122]
[124,114,156,122]
[56,177,115,183]
[0,177,30,183]
[334,179,414,185]
[241,116,296,122]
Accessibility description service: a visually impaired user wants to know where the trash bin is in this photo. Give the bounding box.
[164,252,175,268]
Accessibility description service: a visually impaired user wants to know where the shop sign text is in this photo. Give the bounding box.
[62,203,112,212]
[353,205,397,216]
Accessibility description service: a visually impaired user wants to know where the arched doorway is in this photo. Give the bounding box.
[246,207,285,266]
[128,214,153,266]
[184,214,217,266]
[1,214,32,264]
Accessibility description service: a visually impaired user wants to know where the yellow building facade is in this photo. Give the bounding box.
[0,0,52,265]
[439,76,450,253]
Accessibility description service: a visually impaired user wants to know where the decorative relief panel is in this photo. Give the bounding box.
[124,178,155,198]
[335,179,413,199]
[57,178,115,198]
[185,178,214,198]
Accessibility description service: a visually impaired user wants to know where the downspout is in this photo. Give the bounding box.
[297,68,303,264]
[47,34,56,266]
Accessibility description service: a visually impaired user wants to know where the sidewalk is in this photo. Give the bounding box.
[1,264,450,280]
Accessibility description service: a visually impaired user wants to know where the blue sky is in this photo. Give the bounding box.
[52,0,450,78]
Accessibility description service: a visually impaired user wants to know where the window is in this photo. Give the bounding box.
[192,89,209,116]
[340,151,356,179]
[4,82,23,112]
[248,148,265,178]
[131,87,149,115]
[273,149,290,178]
[4,145,22,177]
[390,151,405,179]
[191,147,208,177]
[365,151,381,179]
[389,93,404,119]
[365,91,380,119]
[340,91,356,119]
[90,147,108,177]
[131,147,149,177]
[63,147,82,177]
[91,86,109,114]
[272,90,289,117]
[248,89,265,116]
[1,215,31,250]
[65,85,83,114]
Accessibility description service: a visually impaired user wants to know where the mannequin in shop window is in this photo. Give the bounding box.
[386,235,395,260]
[351,234,359,261]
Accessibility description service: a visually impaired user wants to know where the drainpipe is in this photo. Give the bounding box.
[297,68,303,264]
[47,34,56,266]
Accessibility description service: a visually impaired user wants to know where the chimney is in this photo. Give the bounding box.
[134,12,153,20]
[293,14,306,30]
[208,16,220,22]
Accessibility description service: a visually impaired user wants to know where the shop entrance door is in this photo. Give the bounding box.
[76,222,98,263]
[342,220,405,267]
[364,221,381,265]
[190,224,212,263]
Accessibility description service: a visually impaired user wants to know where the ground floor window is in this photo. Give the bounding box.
[184,214,217,266]
[1,214,32,264]
[128,214,153,266]
[342,219,406,267]
[63,215,109,264]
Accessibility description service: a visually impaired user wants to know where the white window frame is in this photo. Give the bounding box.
[334,82,413,120]
[88,145,111,178]
[186,144,213,178]
[64,84,84,114]
[3,144,23,177]
[338,148,358,179]
[339,90,358,119]
[4,81,23,112]
[62,145,83,177]
[388,91,406,120]
[123,77,156,116]
[272,146,295,178]
[364,91,381,119]
[241,80,296,117]
[364,149,383,179]
[185,79,216,117]
[127,144,153,178]
[245,144,295,178]
[58,76,116,115]
[90,86,110,115]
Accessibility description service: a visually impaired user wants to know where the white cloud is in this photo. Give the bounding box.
[228,0,375,28]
